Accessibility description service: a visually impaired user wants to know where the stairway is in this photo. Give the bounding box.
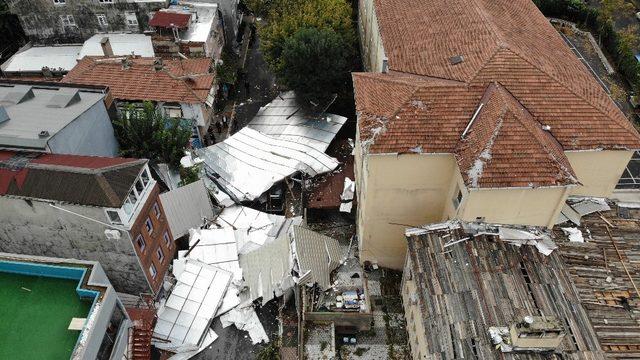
[127,308,156,360]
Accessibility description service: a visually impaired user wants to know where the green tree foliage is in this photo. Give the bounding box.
[259,0,355,103]
[0,1,26,61]
[243,0,272,16]
[278,27,352,103]
[114,102,191,168]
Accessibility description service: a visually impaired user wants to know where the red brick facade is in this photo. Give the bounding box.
[129,184,175,294]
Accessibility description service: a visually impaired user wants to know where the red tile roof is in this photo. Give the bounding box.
[0,151,146,207]
[353,0,640,188]
[455,83,577,188]
[149,11,191,28]
[62,57,214,104]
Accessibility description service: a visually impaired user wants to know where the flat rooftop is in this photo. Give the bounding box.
[0,270,93,359]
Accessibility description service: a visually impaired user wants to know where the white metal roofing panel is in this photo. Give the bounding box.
[153,259,232,350]
[198,127,339,202]
[1,45,81,73]
[160,180,214,238]
[78,34,155,59]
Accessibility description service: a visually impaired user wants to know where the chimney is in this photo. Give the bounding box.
[382,57,389,73]
[153,58,163,71]
[100,37,114,57]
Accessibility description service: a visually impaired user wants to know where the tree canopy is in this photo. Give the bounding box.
[278,27,352,104]
[114,102,191,168]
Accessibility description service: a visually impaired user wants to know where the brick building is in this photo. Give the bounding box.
[0,150,174,295]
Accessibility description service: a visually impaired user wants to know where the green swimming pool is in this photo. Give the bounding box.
[0,271,93,359]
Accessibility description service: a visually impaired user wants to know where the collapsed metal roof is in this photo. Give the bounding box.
[198,127,340,202]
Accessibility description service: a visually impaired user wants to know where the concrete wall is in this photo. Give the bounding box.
[7,0,166,43]
[0,197,151,294]
[357,0,385,72]
[47,99,119,157]
[356,151,456,269]
[566,150,634,198]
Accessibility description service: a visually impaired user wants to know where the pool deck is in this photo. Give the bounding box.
[0,272,93,359]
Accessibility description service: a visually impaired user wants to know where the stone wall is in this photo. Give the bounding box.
[7,0,167,43]
[0,196,151,294]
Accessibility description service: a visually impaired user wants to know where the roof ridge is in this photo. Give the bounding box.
[94,173,124,207]
[501,48,638,139]
[495,87,578,184]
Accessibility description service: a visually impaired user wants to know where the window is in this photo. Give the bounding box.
[153,202,161,219]
[149,264,157,279]
[164,106,183,118]
[452,188,463,209]
[135,178,144,195]
[97,14,108,26]
[106,210,122,225]
[60,14,76,27]
[617,151,640,189]
[144,217,153,234]
[125,11,138,26]
[140,168,150,187]
[156,248,164,263]
[53,0,66,4]
[163,230,171,247]
[98,0,113,3]
[136,235,146,252]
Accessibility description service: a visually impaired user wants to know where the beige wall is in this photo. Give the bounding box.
[356,150,456,269]
[566,150,633,197]
[456,186,570,228]
[358,0,386,72]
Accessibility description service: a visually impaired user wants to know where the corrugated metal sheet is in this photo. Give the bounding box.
[292,226,346,290]
[159,180,213,238]
[247,91,348,153]
[198,127,340,202]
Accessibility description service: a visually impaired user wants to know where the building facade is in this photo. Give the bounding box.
[353,0,640,269]
[0,151,175,295]
[6,0,167,43]
[0,80,119,156]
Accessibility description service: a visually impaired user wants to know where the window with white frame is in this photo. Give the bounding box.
[106,210,122,225]
[153,202,161,219]
[125,11,138,26]
[164,105,183,118]
[163,230,171,247]
[97,14,108,26]
[141,168,150,187]
[156,248,164,263]
[136,235,146,252]
[149,264,157,279]
[60,14,76,27]
[144,217,153,234]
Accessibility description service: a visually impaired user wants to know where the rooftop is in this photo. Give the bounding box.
[0,151,146,207]
[354,0,640,187]
[149,10,192,28]
[554,204,640,358]
[62,57,214,104]
[1,45,82,74]
[0,258,103,359]
[405,221,604,358]
[0,82,107,150]
[79,34,155,59]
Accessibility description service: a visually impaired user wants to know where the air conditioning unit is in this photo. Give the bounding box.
[104,229,121,240]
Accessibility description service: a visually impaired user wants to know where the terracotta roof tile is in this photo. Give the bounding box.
[149,11,192,28]
[455,83,577,188]
[62,57,214,104]
[353,0,640,188]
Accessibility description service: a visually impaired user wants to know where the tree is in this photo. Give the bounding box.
[113,102,191,168]
[278,27,352,104]
[260,0,355,71]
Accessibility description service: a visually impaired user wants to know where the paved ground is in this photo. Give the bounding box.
[231,21,279,134]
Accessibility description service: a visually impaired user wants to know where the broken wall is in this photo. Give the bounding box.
[0,196,151,294]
